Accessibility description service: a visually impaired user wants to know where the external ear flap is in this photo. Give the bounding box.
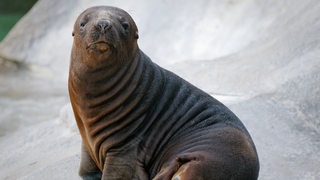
[135,31,139,39]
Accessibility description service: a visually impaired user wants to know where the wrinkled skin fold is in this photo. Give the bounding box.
[68,6,259,180]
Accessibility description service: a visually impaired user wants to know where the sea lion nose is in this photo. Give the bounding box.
[96,20,111,31]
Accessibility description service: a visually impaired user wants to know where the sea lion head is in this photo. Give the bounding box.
[71,6,139,67]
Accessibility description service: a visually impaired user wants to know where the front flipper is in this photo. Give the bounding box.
[79,143,102,180]
[102,156,148,180]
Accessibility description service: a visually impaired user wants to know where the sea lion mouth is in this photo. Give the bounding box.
[86,41,114,53]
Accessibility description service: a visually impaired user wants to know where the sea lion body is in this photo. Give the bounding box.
[69,6,259,180]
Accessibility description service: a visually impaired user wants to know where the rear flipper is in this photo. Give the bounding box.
[153,127,259,180]
[154,151,258,180]
[152,152,205,180]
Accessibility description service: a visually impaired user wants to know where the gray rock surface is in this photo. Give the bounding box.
[0,0,319,179]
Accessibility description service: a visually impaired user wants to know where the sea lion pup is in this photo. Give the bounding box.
[68,6,259,180]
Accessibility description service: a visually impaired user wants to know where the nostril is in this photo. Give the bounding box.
[97,20,111,30]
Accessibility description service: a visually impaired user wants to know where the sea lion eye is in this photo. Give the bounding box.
[80,14,91,28]
[80,21,86,27]
[80,16,89,28]
[121,22,129,30]
[79,20,87,33]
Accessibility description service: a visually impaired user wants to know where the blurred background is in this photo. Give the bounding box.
[0,0,319,179]
[0,0,37,41]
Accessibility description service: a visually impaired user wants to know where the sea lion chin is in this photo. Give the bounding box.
[87,41,111,52]
[86,41,114,62]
